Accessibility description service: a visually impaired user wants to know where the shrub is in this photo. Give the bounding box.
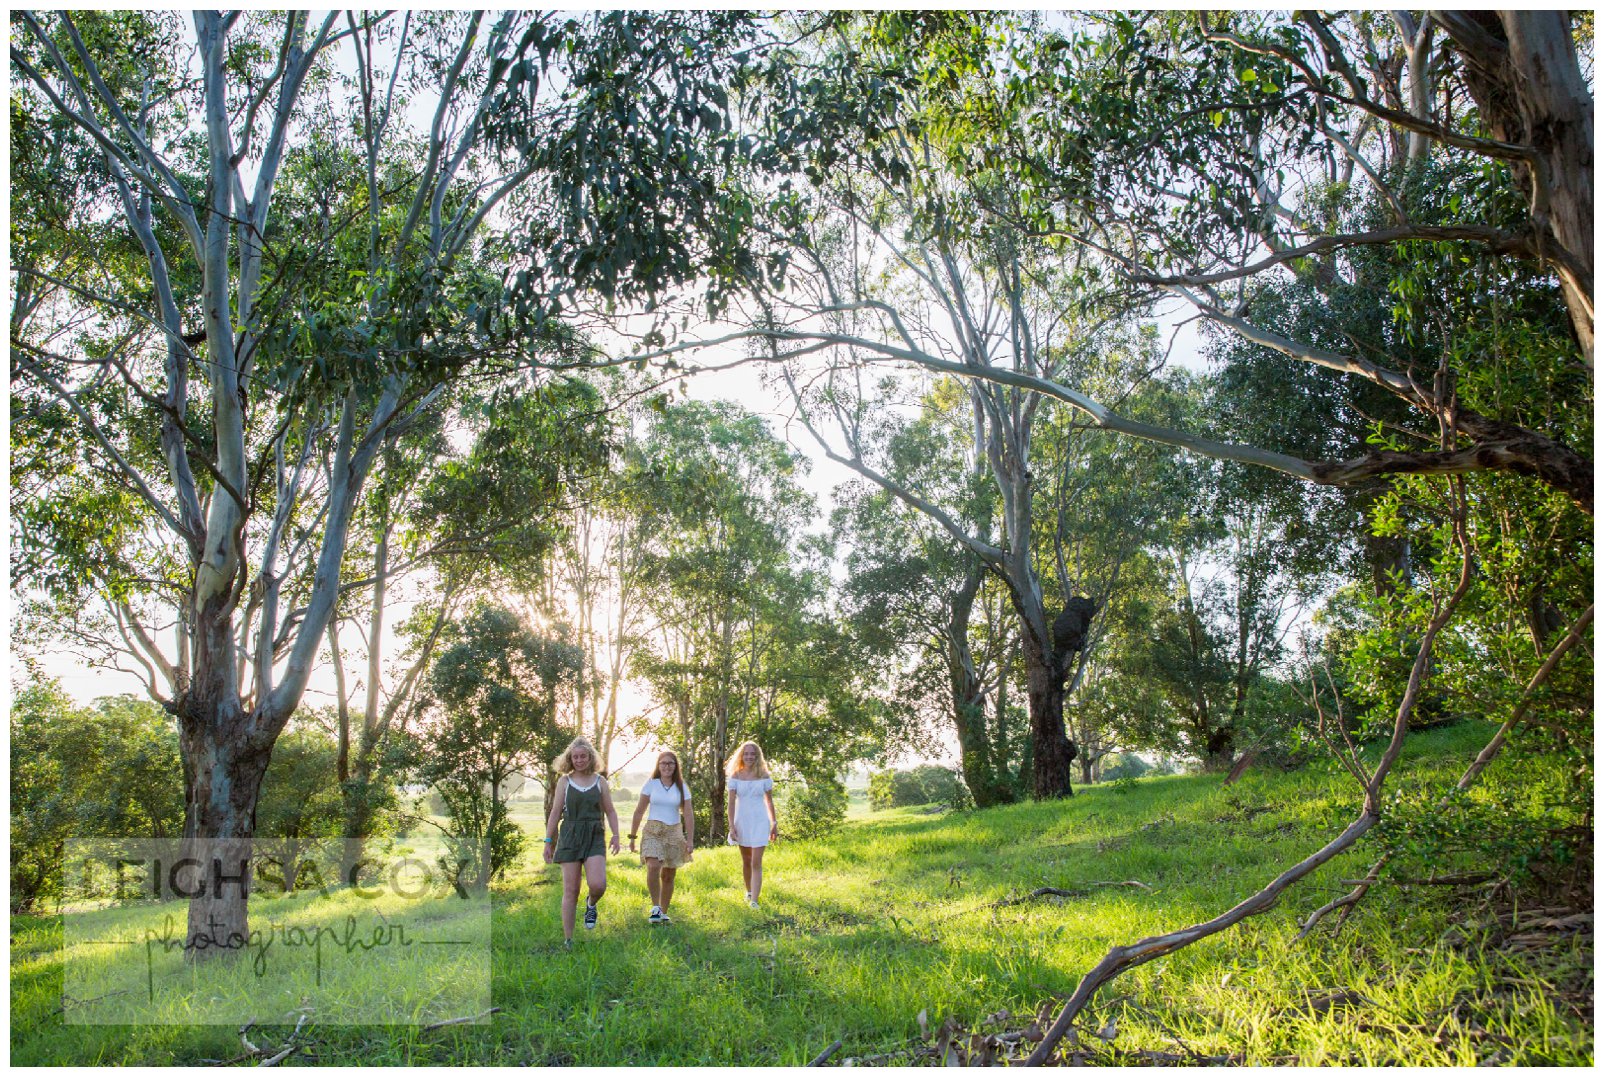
[778,777,848,840]
[869,768,919,809]
[10,683,185,913]
[1101,753,1150,781]
[868,765,970,810]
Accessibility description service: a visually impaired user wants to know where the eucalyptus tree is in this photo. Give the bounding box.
[628,400,841,837]
[779,234,1170,799]
[324,376,609,875]
[9,8,762,953]
[832,380,1022,807]
[11,9,533,949]
[596,13,1253,798]
[528,385,671,772]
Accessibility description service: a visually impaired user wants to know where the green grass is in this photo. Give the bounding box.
[10,722,1592,1065]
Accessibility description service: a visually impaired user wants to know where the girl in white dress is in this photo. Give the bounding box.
[627,750,694,924]
[724,740,777,908]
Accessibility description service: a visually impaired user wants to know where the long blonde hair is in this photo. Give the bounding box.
[554,736,602,778]
[724,740,770,779]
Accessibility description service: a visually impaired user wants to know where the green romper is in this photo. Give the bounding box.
[554,776,606,863]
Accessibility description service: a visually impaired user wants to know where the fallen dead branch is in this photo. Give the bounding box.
[50,988,132,1015]
[995,882,1154,908]
[808,1039,843,1066]
[258,1015,310,1067]
[421,1007,502,1032]
[258,1043,299,1067]
[206,1015,310,1067]
[1129,1048,1244,1065]
[1336,872,1496,887]
[238,1021,260,1057]
[1024,488,1476,1066]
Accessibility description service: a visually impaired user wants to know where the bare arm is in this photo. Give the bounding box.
[600,778,622,854]
[727,789,738,843]
[682,794,695,854]
[545,777,567,840]
[543,776,567,862]
[764,789,778,839]
[629,790,649,851]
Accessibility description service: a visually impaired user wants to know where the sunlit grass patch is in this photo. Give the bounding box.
[10,722,1592,1065]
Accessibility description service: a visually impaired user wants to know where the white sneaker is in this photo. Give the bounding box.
[747,895,760,909]
[648,905,663,924]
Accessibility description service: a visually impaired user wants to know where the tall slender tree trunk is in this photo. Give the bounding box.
[991,633,1015,779]
[342,507,390,883]
[711,608,735,840]
[710,739,728,841]
[947,568,1015,807]
[330,619,350,784]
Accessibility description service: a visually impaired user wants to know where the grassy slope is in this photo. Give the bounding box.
[10,722,1592,1065]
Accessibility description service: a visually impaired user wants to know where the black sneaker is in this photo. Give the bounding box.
[584,902,598,930]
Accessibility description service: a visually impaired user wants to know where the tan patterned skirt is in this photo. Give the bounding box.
[639,819,690,868]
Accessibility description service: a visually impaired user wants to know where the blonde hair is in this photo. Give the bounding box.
[724,740,770,779]
[554,736,602,777]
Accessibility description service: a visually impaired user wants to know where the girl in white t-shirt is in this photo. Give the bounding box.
[627,750,694,924]
[724,740,777,909]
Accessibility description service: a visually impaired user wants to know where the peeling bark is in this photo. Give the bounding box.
[1435,10,1594,362]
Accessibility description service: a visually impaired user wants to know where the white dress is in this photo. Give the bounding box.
[729,776,774,847]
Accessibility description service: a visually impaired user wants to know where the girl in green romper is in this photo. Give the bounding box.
[544,736,622,946]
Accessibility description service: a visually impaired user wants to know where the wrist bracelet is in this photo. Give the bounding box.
[628,833,637,839]
[543,837,554,844]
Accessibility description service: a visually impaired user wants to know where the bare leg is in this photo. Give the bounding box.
[740,845,753,895]
[645,858,662,906]
[660,867,677,910]
[749,845,766,903]
[560,861,582,940]
[584,854,607,908]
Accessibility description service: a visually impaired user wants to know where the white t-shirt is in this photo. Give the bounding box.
[640,777,688,825]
